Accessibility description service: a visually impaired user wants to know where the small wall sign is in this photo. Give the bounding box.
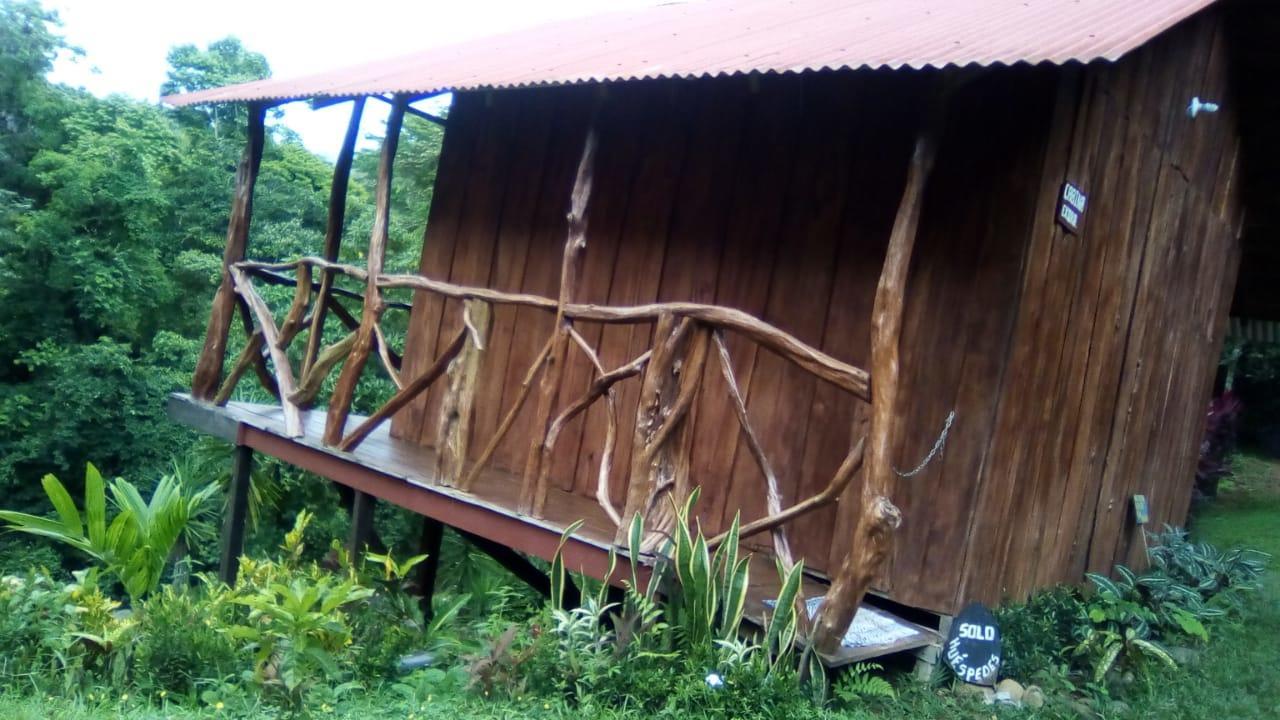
[1057,182,1087,233]
[1132,494,1150,525]
[945,602,1002,685]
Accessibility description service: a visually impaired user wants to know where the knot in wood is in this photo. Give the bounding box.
[872,496,902,529]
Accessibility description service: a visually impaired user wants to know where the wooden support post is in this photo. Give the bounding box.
[456,528,580,608]
[416,518,445,620]
[519,129,597,517]
[812,104,943,657]
[219,444,253,585]
[193,103,266,400]
[436,300,491,486]
[324,96,408,446]
[303,98,366,378]
[616,316,710,549]
[912,615,952,682]
[347,490,376,566]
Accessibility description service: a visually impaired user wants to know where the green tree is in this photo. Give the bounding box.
[161,37,271,137]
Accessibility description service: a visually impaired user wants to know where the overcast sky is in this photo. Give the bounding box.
[46,0,663,158]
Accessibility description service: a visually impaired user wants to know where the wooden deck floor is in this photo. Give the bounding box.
[168,393,937,664]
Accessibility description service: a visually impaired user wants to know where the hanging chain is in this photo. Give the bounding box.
[893,410,955,478]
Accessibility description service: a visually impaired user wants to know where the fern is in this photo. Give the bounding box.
[834,662,896,702]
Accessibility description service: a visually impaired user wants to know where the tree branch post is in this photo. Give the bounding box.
[519,128,598,516]
[324,96,408,446]
[812,100,944,656]
[303,97,366,379]
[192,102,266,400]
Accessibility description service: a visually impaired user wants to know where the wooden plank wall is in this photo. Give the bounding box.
[955,10,1243,609]
[390,8,1242,615]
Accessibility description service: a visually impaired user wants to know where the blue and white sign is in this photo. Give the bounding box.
[1058,182,1087,233]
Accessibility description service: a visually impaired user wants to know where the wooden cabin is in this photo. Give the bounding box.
[165,0,1262,661]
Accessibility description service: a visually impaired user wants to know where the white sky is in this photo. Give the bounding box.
[46,0,664,158]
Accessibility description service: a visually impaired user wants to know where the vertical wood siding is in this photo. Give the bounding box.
[391,10,1242,614]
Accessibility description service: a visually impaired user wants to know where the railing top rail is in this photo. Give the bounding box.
[233,257,870,400]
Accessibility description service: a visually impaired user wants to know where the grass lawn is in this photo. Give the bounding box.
[3,453,1277,720]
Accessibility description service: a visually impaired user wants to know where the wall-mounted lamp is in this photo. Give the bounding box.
[1187,96,1221,118]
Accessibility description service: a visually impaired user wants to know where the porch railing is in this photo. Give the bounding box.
[188,92,944,656]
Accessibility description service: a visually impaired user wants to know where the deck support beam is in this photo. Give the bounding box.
[416,518,446,619]
[458,528,580,608]
[347,490,376,565]
[219,444,254,585]
[193,103,266,400]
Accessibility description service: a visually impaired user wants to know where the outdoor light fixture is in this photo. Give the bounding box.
[1187,96,1221,118]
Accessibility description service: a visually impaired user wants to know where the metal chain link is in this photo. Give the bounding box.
[893,410,955,478]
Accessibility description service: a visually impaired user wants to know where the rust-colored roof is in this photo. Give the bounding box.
[164,0,1216,107]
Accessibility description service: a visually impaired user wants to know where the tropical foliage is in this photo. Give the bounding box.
[0,463,217,602]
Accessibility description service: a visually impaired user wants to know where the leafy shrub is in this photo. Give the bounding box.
[995,585,1084,681]
[0,538,61,577]
[133,585,241,697]
[1197,392,1242,499]
[348,550,469,681]
[0,463,218,603]
[0,570,72,685]
[1147,525,1270,611]
[510,492,813,712]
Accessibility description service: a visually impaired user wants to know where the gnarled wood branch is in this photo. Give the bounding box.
[193,103,265,400]
[324,96,407,447]
[436,300,491,486]
[304,97,365,376]
[812,100,943,657]
[456,334,554,492]
[711,329,794,566]
[214,330,265,406]
[234,256,869,399]
[566,327,634,527]
[708,436,866,550]
[291,331,357,406]
[339,325,466,453]
[230,265,302,437]
[520,128,597,518]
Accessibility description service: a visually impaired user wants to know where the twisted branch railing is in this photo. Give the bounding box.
[193,89,946,655]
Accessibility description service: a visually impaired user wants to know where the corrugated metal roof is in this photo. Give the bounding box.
[163,0,1217,107]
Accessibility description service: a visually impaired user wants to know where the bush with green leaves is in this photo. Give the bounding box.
[1146,525,1270,611]
[0,462,217,603]
[833,662,896,705]
[995,585,1084,681]
[1072,569,1179,683]
[132,585,241,697]
[0,570,73,685]
[514,491,814,712]
[348,550,470,681]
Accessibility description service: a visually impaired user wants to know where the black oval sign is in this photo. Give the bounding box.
[945,602,1001,685]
